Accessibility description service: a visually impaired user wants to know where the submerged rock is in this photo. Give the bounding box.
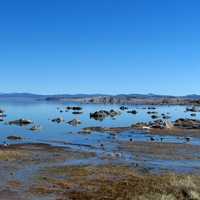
[9,119,33,126]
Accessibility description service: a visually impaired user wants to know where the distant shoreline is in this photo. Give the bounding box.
[0,93,200,105]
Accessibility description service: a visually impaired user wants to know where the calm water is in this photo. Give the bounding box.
[1,100,200,172]
[0,101,200,146]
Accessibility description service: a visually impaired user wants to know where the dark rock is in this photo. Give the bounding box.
[127,110,137,114]
[174,118,200,129]
[186,106,199,112]
[51,117,64,123]
[72,111,83,115]
[7,136,22,140]
[67,119,81,126]
[66,106,82,111]
[120,106,128,110]
[147,111,158,115]
[151,115,159,119]
[9,119,33,126]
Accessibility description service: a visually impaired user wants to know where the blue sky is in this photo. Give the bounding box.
[0,0,200,95]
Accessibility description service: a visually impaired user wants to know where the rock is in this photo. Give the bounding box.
[147,111,158,115]
[149,120,165,129]
[66,106,82,111]
[127,110,137,114]
[148,107,156,110]
[186,106,199,112]
[67,119,81,126]
[51,117,64,123]
[90,110,110,121]
[131,122,150,130]
[29,125,42,131]
[7,136,22,140]
[132,120,173,130]
[162,115,171,119]
[9,119,33,126]
[151,115,159,119]
[72,111,83,115]
[90,110,120,121]
[191,113,196,117]
[174,118,200,129]
[0,109,5,114]
[120,106,128,110]
[109,109,121,117]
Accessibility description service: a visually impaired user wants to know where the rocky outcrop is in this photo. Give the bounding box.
[174,118,200,129]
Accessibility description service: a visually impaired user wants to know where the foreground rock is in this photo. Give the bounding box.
[9,119,33,126]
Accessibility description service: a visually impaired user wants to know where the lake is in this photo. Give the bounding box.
[1,100,200,172]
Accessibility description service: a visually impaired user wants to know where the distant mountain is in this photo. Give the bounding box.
[0,92,200,101]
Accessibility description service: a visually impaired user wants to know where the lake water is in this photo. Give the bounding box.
[1,100,200,172]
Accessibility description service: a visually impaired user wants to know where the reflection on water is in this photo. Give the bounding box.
[1,100,200,172]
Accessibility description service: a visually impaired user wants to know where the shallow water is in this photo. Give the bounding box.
[1,100,200,173]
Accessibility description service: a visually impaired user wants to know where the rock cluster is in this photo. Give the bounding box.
[174,118,200,129]
[90,110,121,121]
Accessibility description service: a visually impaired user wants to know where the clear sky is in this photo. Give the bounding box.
[0,0,200,95]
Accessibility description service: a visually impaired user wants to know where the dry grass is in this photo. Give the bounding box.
[0,150,29,161]
[30,165,200,200]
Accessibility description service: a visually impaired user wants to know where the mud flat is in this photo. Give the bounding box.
[0,143,199,199]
